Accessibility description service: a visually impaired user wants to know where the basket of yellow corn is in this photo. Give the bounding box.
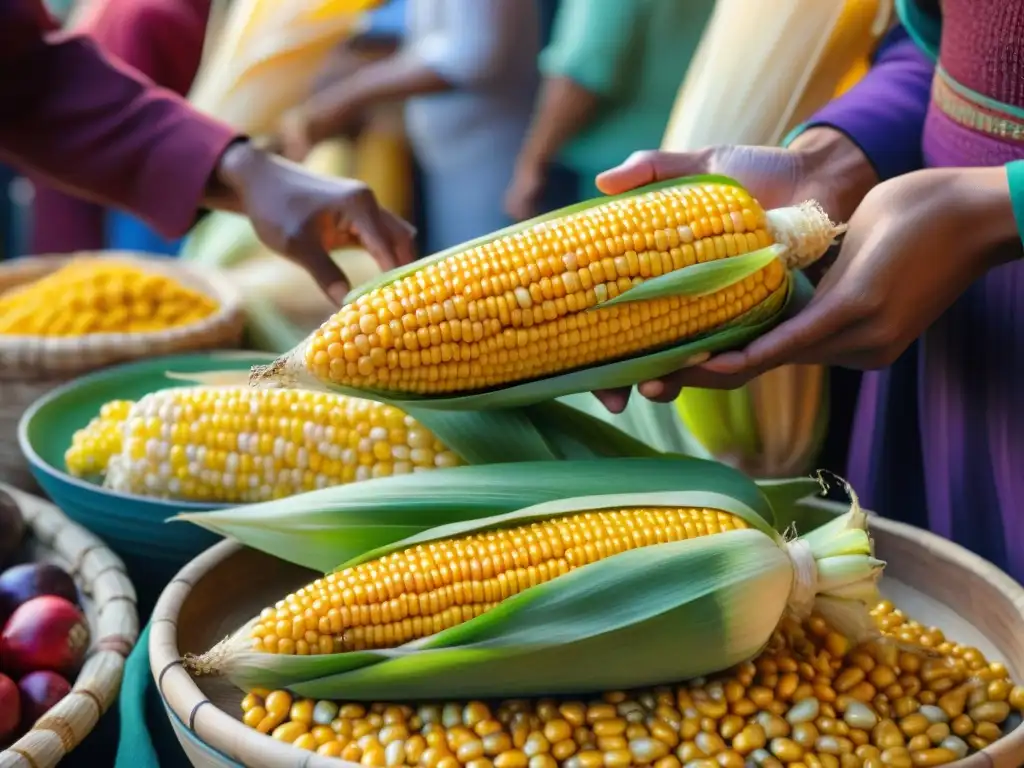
[0,253,244,490]
[149,462,1024,767]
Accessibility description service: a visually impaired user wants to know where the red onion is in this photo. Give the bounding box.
[1,596,89,677]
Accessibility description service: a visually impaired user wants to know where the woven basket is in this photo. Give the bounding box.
[0,253,245,490]
[0,484,139,768]
[150,508,1024,768]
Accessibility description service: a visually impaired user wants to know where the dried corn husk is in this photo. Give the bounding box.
[180,459,882,699]
[663,0,892,477]
[187,0,382,137]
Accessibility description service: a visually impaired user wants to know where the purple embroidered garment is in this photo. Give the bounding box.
[805,1,1024,581]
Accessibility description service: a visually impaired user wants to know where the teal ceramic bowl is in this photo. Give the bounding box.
[18,350,276,614]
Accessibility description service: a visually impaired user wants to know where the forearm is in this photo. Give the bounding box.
[517,77,599,169]
[303,50,452,145]
[787,127,880,284]
[0,31,238,238]
[789,128,878,222]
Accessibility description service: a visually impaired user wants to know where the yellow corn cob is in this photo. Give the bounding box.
[303,183,837,396]
[0,261,218,336]
[250,506,749,655]
[64,387,462,502]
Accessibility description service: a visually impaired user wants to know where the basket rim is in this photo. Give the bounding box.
[0,483,139,766]
[150,506,1024,768]
[16,350,277,513]
[0,252,242,347]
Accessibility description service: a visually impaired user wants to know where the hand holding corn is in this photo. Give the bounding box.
[250,169,846,409]
[587,133,878,413]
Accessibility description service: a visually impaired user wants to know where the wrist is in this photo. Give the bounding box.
[205,139,261,211]
[789,127,878,221]
[955,166,1023,269]
[215,139,264,193]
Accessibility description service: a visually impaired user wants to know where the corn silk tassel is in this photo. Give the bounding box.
[180,459,883,700]
[249,175,845,410]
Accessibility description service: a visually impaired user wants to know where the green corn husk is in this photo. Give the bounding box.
[177,458,742,571]
[249,175,843,411]
[182,459,883,699]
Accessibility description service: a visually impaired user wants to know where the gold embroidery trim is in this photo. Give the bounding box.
[932,73,1024,143]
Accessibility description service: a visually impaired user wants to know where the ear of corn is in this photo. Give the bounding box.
[184,460,883,700]
[251,176,844,410]
[661,0,890,478]
[65,385,660,504]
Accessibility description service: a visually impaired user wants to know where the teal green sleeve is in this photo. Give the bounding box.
[1007,160,1024,246]
[894,0,940,62]
[538,0,641,97]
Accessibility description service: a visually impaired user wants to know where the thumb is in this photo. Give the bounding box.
[702,297,846,377]
[595,149,709,195]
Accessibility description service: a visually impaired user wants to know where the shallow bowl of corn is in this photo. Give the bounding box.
[150,505,1024,768]
[18,351,275,609]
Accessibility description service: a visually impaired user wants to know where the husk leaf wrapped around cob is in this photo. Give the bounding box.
[182,459,882,699]
[250,175,844,410]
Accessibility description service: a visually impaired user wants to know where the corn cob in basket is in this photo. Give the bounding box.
[251,176,843,409]
[64,384,660,503]
[181,459,883,701]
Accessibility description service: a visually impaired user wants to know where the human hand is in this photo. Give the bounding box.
[592,129,877,413]
[690,166,1020,378]
[504,162,547,221]
[216,141,417,303]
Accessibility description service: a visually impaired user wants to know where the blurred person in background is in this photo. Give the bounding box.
[3,0,414,300]
[504,0,715,221]
[29,0,212,256]
[278,0,542,255]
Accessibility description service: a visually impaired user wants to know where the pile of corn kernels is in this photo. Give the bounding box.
[240,601,1024,767]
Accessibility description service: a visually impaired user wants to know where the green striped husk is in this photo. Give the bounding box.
[248,175,797,411]
[183,459,884,700]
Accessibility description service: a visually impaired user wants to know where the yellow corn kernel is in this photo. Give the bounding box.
[303,183,788,395]
[64,400,134,477]
[250,506,748,655]
[0,260,218,336]
[65,386,462,503]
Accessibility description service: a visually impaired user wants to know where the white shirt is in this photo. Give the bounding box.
[403,0,540,171]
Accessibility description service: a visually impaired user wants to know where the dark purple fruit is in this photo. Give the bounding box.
[0,564,78,628]
[0,494,25,571]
